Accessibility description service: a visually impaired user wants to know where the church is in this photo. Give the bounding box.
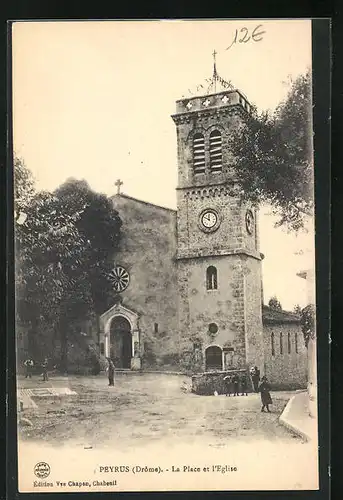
[97,72,307,390]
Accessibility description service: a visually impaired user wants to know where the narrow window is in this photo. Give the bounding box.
[280,332,283,355]
[288,332,291,354]
[100,342,105,355]
[209,130,223,173]
[295,332,298,354]
[193,133,205,174]
[271,332,275,356]
[154,323,158,334]
[206,266,217,290]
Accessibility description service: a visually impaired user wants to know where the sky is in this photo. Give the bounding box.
[12,19,315,310]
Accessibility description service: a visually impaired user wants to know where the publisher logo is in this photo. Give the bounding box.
[34,462,50,478]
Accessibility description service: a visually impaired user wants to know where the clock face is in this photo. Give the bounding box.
[201,210,218,229]
[245,210,254,235]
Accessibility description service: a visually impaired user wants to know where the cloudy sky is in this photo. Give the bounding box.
[12,19,315,309]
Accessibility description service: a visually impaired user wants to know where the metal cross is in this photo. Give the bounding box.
[203,98,211,107]
[115,179,123,195]
[186,101,193,110]
[212,49,217,64]
[222,95,230,104]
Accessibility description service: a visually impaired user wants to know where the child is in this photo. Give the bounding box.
[240,375,248,396]
[232,373,239,396]
[223,375,232,397]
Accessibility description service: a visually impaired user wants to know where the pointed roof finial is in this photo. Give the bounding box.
[212,49,217,92]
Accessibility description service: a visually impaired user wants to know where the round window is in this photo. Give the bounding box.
[208,323,218,334]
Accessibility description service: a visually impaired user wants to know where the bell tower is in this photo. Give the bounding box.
[172,62,264,373]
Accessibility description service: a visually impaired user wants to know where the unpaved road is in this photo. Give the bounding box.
[18,373,300,450]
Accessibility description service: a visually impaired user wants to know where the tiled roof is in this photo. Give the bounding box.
[262,305,300,325]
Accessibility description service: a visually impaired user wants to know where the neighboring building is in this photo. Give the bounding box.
[297,269,317,416]
[262,306,307,389]
[97,76,307,389]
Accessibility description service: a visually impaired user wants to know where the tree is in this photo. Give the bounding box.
[268,296,282,310]
[300,304,316,347]
[13,156,35,222]
[15,189,86,362]
[228,70,313,232]
[53,178,122,347]
[15,169,123,372]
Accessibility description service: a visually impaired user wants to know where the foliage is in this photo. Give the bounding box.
[268,296,282,310]
[13,156,35,222]
[228,70,313,232]
[300,304,316,347]
[53,178,122,316]
[15,161,122,371]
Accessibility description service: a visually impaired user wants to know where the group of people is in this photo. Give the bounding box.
[222,366,273,413]
[23,356,49,381]
[223,373,248,396]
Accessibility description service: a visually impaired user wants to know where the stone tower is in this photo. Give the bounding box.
[172,79,264,373]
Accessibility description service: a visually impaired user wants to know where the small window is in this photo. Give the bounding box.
[209,130,222,173]
[295,332,298,354]
[280,332,283,355]
[154,323,158,334]
[193,133,205,174]
[288,332,291,354]
[271,332,275,356]
[100,342,105,355]
[208,323,218,334]
[206,266,218,290]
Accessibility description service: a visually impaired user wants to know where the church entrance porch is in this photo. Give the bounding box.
[110,316,132,369]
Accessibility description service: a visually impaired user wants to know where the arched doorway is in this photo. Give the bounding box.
[110,316,132,369]
[205,345,223,371]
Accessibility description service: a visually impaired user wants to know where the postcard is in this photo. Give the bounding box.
[11,19,322,493]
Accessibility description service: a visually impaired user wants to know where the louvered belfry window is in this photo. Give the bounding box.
[209,130,223,173]
[193,133,205,174]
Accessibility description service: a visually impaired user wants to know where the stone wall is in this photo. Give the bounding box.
[177,252,263,373]
[244,256,264,371]
[108,194,179,368]
[263,322,307,389]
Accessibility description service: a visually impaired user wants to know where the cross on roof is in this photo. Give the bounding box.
[115,179,123,195]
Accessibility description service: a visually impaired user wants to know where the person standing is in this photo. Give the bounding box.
[106,357,115,387]
[223,375,232,396]
[24,357,34,378]
[240,374,248,396]
[251,365,260,392]
[41,357,49,382]
[259,376,273,412]
[232,373,239,396]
